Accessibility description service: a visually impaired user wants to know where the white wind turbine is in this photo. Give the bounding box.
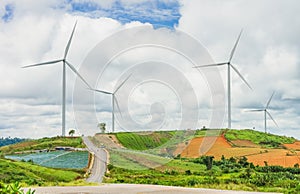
[193,30,252,129]
[248,92,278,133]
[22,21,91,136]
[92,74,132,133]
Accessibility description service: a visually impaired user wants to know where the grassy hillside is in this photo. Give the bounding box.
[225,129,296,148]
[0,158,84,186]
[105,156,300,193]
[0,137,85,154]
[116,131,175,150]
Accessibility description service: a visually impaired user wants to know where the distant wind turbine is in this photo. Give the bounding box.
[193,30,252,129]
[248,92,278,133]
[91,74,132,133]
[22,21,91,137]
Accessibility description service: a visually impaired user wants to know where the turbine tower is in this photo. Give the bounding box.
[91,74,131,133]
[23,21,91,136]
[193,30,252,129]
[248,92,278,133]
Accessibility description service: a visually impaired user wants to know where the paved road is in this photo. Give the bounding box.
[24,184,280,194]
[82,136,107,183]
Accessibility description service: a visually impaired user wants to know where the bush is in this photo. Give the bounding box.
[0,182,35,194]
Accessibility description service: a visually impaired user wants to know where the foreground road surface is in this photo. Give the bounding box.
[24,184,280,194]
[82,136,107,183]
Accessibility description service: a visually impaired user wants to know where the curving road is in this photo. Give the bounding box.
[82,136,107,183]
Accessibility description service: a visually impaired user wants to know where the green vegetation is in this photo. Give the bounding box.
[0,182,35,194]
[116,131,175,150]
[6,151,89,169]
[225,129,295,148]
[104,156,300,193]
[0,137,85,154]
[0,158,85,186]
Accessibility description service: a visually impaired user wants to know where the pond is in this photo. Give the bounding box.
[6,151,88,169]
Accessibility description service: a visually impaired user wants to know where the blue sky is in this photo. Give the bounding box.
[63,0,180,28]
[2,0,181,27]
[2,3,14,22]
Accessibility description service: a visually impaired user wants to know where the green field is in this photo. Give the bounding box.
[104,156,300,193]
[115,131,176,150]
[6,151,88,169]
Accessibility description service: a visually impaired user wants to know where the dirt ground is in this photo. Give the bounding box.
[180,136,300,167]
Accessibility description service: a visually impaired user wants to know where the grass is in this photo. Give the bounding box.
[115,131,175,150]
[0,137,85,154]
[225,129,295,148]
[0,158,85,186]
[104,156,300,193]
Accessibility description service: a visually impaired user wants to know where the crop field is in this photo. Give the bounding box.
[283,141,300,150]
[246,149,300,167]
[115,131,176,150]
[179,131,300,167]
[5,151,88,169]
[230,140,260,147]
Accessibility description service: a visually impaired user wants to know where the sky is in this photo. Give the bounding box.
[0,0,299,139]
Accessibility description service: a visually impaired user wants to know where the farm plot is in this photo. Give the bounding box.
[6,151,88,169]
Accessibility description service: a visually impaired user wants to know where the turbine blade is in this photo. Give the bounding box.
[64,21,77,59]
[114,97,123,118]
[266,91,275,109]
[266,110,279,127]
[193,62,228,68]
[114,73,132,94]
[90,88,112,95]
[246,109,264,112]
[22,59,63,68]
[65,61,91,89]
[229,29,243,63]
[231,64,252,90]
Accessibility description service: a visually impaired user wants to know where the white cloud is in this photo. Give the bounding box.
[0,0,299,140]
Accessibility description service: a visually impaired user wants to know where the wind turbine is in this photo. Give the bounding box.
[92,74,131,133]
[193,30,252,129]
[248,92,278,133]
[22,21,91,136]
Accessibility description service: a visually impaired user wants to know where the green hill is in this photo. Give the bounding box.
[0,158,84,186]
[0,137,85,154]
[225,129,296,148]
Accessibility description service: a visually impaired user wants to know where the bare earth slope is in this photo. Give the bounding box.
[180,134,300,167]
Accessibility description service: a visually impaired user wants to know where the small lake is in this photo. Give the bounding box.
[6,151,88,169]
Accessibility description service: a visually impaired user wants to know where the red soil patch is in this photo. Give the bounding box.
[181,136,231,159]
[247,149,300,167]
[180,136,300,167]
[231,140,260,148]
[283,141,300,150]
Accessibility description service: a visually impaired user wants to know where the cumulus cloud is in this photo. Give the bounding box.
[0,0,299,139]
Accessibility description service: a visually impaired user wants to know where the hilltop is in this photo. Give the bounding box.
[94,129,300,167]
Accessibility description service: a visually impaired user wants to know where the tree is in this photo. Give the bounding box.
[68,129,75,136]
[98,123,106,133]
[203,156,214,170]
